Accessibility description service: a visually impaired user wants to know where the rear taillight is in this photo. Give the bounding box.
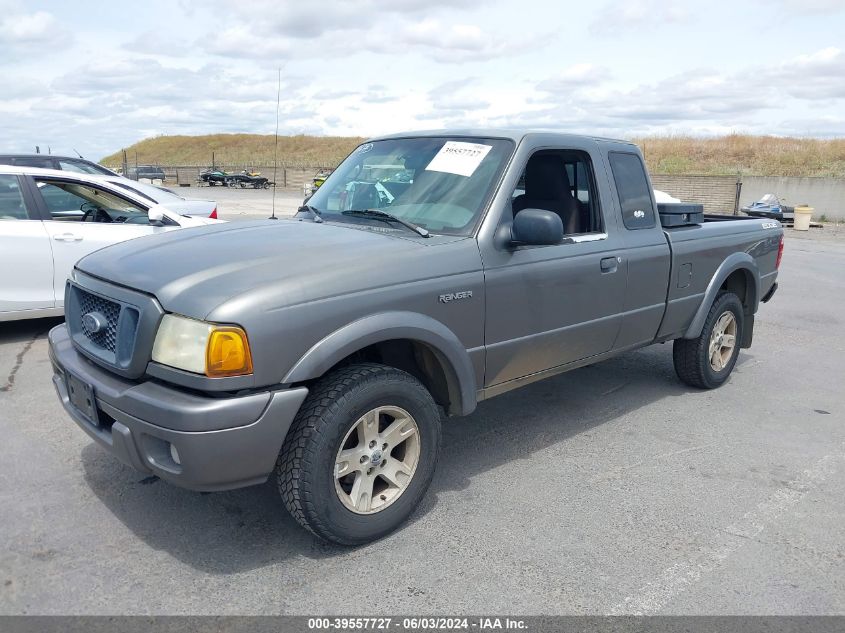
[776,235,784,269]
[209,207,217,219]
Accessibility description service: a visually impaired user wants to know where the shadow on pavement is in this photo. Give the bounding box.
[77,341,743,574]
[0,317,63,392]
[0,316,62,345]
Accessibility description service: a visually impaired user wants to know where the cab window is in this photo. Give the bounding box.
[511,150,602,236]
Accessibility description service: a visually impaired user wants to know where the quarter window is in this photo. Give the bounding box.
[0,175,30,220]
[609,152,655,230]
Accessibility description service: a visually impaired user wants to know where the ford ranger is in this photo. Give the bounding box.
[48,131,783,544]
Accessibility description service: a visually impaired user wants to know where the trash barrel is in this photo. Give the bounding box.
[794,205,813,231]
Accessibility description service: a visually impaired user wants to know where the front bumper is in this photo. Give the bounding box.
[49,324,308,491]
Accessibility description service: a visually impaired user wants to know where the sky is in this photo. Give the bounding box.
[1,0,844,159]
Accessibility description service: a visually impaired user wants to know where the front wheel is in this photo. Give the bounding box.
[673,291,744,389]
[276,363,441,545]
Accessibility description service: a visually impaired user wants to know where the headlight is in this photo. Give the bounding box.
[151,314,253,378]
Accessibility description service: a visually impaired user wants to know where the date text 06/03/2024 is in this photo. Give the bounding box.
[307,617,527,630]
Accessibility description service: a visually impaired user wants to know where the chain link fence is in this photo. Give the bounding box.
[102,163,333,191]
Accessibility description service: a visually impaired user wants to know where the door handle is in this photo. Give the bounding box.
[53,233,83,242]
[600,256,619,273]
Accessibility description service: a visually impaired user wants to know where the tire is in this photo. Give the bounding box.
[277,363,441,545]
[673,291,744,389]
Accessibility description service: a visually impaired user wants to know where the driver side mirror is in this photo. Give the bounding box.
[511,209,563,245]
[147,204,165,226]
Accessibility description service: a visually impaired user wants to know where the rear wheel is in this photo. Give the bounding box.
[277,363,441,545]
[673,291,744,389]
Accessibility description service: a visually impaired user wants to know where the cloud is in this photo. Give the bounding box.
[417,78,491,122]
[208,0,478,40]
[203,25,293,59]
[763,46,845,99]
[508,46,845,137]
[590,0,690,35]
[0,6,71,55]
[197,0,513,64]
[536,64,612,93]
[122,30,191,57]
[769,0,845,14]
[398,19,510,62]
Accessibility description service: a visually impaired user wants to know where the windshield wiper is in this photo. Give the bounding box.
[297,204,323,223]
[342,209,430,238]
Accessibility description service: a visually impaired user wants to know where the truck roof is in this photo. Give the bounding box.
[367,128,638,147]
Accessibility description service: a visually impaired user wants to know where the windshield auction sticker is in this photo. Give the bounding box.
[425,141,493,177]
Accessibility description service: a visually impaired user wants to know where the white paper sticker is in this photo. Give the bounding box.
[424,141,493,177]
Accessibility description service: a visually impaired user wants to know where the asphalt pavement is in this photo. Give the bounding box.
[181,185,304,220]
[1,229,843,615]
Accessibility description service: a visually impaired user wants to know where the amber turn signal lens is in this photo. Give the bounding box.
[205,327,253,377]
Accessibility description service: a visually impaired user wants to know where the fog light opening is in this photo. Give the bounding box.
[169,443,181,465]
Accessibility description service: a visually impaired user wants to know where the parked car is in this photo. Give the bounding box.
[0,155,215,218]
[98,177,218,218]
[48,130,782,544]
[653,189,681,203]
[0,153,118,176]
[0,166,222,322]
[125,165,166,181]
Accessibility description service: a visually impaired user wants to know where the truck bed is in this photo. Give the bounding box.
[657,215,782,342]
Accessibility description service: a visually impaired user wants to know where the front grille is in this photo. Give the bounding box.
[77,290,121,352]
[66,282,142,371]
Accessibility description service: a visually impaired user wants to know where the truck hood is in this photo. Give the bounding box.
[75,218,471,319]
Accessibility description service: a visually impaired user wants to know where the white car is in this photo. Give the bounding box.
[653,189,682,203]
[0,166,222,322]
[97,177,219,218]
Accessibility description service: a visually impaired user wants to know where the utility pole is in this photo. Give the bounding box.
[270,66,282,220]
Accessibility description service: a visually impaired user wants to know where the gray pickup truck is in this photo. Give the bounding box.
[49,130,783,544]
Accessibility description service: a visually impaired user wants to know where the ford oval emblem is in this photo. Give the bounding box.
[82,311,107,334]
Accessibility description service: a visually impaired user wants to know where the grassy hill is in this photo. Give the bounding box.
[102,133,845,177]
[635,134,845,178]
[100,134,365,168]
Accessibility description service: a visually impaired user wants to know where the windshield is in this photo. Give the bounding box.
[305,137,514,235]
[57,159,116,176]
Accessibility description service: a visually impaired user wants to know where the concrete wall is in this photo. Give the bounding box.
[740,176,845,221]
[651,173,845,220]
[650,174,738,214]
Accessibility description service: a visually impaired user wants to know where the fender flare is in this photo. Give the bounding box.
[683,252,760,339]
[282,311,478,416]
